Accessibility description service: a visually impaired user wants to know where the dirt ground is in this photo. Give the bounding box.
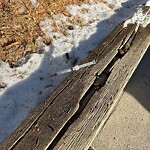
[91,49,150,150]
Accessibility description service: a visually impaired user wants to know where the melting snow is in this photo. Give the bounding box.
[0,0,148,143]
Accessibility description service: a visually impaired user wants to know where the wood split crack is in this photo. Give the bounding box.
[3,20,148,150]
[47,124,55,132]
[47,36,131,149]
[118,27,138,55]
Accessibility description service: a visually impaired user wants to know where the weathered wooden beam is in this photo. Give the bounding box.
[1,4,149,150]
[1,23,131,150]
[53,24,150,150]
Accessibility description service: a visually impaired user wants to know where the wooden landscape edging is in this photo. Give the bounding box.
[53,24,150,150]
[1,6,150,150]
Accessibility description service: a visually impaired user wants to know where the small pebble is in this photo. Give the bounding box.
[0,82,7,89]
[68,25,74,30]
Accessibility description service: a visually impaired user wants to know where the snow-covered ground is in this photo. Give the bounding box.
[0,0,149,143]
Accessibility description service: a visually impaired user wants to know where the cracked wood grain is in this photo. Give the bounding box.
[53,24,150,150]
[1,23,136,150]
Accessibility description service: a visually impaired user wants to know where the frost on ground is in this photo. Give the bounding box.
[0,0,148,143]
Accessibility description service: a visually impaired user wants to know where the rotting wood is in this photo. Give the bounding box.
[1,7,149,149]
[1,22,135,150]
[52,24,150,150]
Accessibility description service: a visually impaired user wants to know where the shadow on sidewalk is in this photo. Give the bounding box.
[125,47,150,112]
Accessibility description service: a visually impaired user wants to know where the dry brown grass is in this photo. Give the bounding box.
[0,0,90,66]
[0,0,113,66]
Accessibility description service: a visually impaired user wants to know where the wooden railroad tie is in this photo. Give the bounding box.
[1,4,150,150]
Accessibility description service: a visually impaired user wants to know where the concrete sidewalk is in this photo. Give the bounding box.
[91,49,150,150]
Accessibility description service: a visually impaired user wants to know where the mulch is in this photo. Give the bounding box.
[0,0,114,66]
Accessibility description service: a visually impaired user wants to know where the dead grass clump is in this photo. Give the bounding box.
[0,0,113,66]
[0,0,45,65]
[0,0,89,66]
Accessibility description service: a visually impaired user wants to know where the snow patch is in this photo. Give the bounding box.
[30,0,37,7]
[146,0,150,6]
[124,4,150,29]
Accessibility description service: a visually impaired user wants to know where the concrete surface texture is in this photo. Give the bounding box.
[91,48,150,150]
